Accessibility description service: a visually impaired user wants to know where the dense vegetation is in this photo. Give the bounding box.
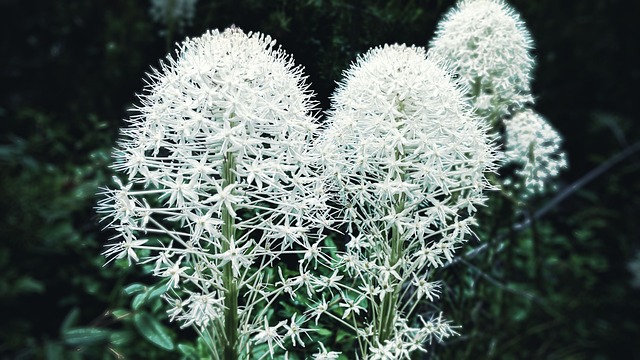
[1,0,638,358]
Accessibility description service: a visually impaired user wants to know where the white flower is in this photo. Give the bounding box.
[429,0,535,119]
[98,27,330,356]
[308,297,328,325]
[283,313,311,347]
[312,342,341,360]
[411,276,441,302]
[213,239,253,278]
[179,292,224,328]
[163,256,189,288]
[368,342,395,360]
[253,317,286,357]
[503,109,568,199]
[101,231,147,266]
[339,295,366,319]
[319,270,344,294]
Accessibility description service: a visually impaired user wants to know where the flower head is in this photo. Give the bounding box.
[502,109,567,199]
[98,27,328,354]
[429,0,535,118]
[320,43,497,257]
[316,43,497,357]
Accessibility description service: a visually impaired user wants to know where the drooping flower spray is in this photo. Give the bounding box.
[502,109,568,199]
[97,27,331,359]
[429,0,534,124]
[315,44,498,358]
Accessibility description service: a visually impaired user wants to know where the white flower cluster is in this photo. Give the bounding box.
[429,0,534,119]
[99,1,556,354]
[503,109,568,199]
[430,0,567,201]
[149,0,198,32]
[316,44,497,357]
[97,28,331,357]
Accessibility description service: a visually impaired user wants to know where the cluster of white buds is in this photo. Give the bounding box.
[149,0,198,33]
[429,0,534,120]
[315,44,498,358]
[502,109,568,199]
[97,27,332,358]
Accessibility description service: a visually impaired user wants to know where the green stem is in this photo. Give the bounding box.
[378,219,402,344]
[377,194,405,344]
[377,103,407,345]
[221,147,239,360]
[529,208,543,293]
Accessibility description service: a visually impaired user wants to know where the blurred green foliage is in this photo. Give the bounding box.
[1,0,639,359]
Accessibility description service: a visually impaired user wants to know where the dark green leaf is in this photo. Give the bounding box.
[15,276,45,294]
[110,309,129,319]
[59,308,80,333]
[109,330,134,346]
[45,341,63,360]
[148,283,168,299]
[177,343,197,358]
[132,293,147,310]
[123,283,146,295]
[63,328,110,346]
[314,328,333,337]
[133,312,174,350]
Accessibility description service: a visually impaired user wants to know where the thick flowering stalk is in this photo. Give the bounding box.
[315,44,498,358]
[429,0,534,122]
[502,109,567,200]
[97,28,331,359]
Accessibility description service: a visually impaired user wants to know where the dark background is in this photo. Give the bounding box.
[1,0,639,359]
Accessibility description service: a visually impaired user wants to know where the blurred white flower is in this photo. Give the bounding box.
[149,0,198,33]
[97,27,330,356]
[429,0,535,119]
[316,43,497,357]
[503,109,567,199]
[627,250,640,288]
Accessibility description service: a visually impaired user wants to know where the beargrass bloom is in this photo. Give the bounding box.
[97,27,332,358]
[315,44,498,358]
[502,109,567,200]
[150,0,198,33]
[429,0,535,121]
